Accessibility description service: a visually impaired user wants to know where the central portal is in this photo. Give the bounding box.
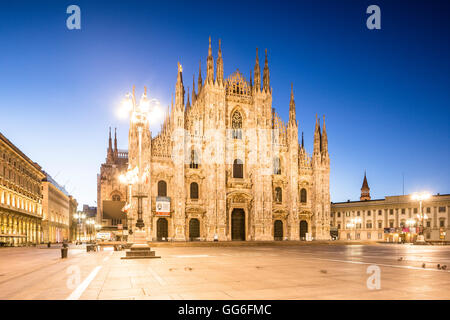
[157,218,168,241]
[231,208,245,241]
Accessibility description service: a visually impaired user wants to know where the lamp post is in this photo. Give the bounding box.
[73,213,86,243]
[119,86,158,233]
[346,217,361,240]
[406,218,416,243]
[86,219,95,241]
[411,192,431,244]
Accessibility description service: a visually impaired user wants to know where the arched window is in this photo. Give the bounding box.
[233,159,243,178]
[231,111,242,139]
[112,194,121,201]
[190,182,199,199]
[273,157,281,175]
[190,149,199,169]
[300,188,307,203]
[158,180,167,197]
[275,187,282,203]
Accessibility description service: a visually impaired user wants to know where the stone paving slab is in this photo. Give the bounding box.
[1,244,450,300]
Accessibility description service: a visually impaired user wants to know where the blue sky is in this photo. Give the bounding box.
[0,0,449,208]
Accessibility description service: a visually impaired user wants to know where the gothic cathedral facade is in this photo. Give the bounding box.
[100,38,331,241]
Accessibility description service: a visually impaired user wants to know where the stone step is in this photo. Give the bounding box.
[121,255,161,259]
[130,247,153,251]
[126,250,156,257]
[121,249,161,259]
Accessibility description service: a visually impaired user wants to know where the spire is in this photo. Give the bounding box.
[254,48,261,90]
[192,74,197,104]
[107,127,113,163]
[263,48,270,92]
[321,115,328,154]
[197,60,203,93]
[215,38,224,85]
[249,69,253,87]
[362,171,369,189]
[360,171,371,200]
[313,114,322,156]
[108,127,112,152]
[206,36,214,84]
[114,127,118,158]
[175,62,185,110]
[208,35,212,56]
[186,87,191,110]
[289,83,296,125]
[301,131,304,148]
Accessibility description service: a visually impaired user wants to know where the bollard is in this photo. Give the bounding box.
[61,247,68,259]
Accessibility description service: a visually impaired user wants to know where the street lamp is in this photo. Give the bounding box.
[119,86,160,232]
[86,219,95,241]
[73,213,86,243]
[411,192,431,244]
[406,218,416,243]
[346,217,362,240]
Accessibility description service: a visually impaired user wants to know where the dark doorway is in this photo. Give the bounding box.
[231,209,245,241]
[274,220,283,240]
[300,220,308,240]
[189,218,200,240]
[157,218,168,241]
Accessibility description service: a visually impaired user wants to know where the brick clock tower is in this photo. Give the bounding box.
[360,172,371,201]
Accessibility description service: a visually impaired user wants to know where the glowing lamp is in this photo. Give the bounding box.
[411,192,431,201]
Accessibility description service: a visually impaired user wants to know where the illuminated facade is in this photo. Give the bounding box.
[41,172,71,243]
[0,133,45,245]
[331,174,450,242]
[101,38,331,242]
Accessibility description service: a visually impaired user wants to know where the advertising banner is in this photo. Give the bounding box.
[156,196,171,216]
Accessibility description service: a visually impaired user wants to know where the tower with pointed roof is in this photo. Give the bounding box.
[360,172,371,201]
[97,127,129,225]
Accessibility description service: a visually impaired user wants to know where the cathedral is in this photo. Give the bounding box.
[98,38,331,241]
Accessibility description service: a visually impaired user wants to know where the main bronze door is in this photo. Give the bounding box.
[274,220,283,240]
[231,209,245,241]
[300,220,308,240]
[189,218,200,240]
[157,218,168,241]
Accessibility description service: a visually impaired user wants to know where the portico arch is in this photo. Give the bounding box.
[226,191,253,241]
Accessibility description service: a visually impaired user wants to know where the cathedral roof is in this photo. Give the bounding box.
[225,69,252,97]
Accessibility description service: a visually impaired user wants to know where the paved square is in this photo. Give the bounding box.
[0,243,449,300]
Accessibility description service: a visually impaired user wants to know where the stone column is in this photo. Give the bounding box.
[0,214,4,234]
[447,206,450,228]
[7,216,12,245]
[433,206,437,228]
[27,220,31,244]
[13,216,18,246]
[34,223,38,244]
